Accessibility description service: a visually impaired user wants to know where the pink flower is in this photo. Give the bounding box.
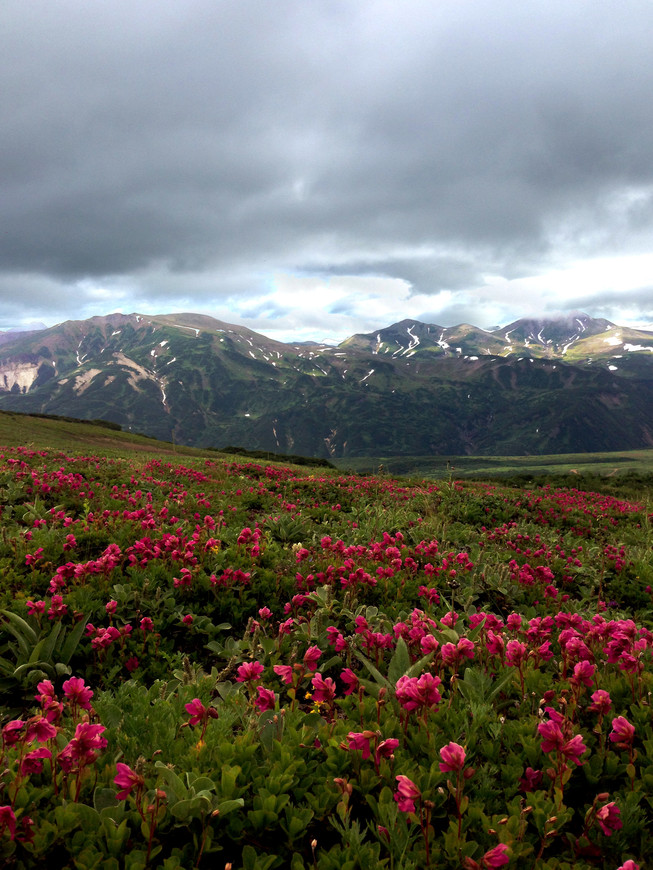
[140,617,154,633]
[254,687,276,712]
[588,689,612,714]
[59,723,107,771]
[519,767,543,792]
[35,680,55,704]
[610,716,635,748]
[62,676,93,710]
[311,672,336,704]
[486,631,505,657]
[184,698,208,726]
[48,594,67,620]
[236,661,265,683]
[506,613,522,632]
[258,607,272,619]
[182,614,194,625]
[326,626,347,651]
[420,634,439,654]
[595,801,622,836]
[348,732,372,760]
[561,733,587,765]
[439,742,466,773]
[394,775,420,813]
[570,660,595,689]
[538,720,565,754]
[0,806,16,840]
[396,673,442,714]
[303,646,322,671]
[440,611,458,627]
[375,738,399,768]
[26,600,46,616]
[617,862,640,870]
[273,664,294,685]
[505,640,528,667]
[482,843,510,868]
[25,717,57,743]
[105,600,118,615]
[114,762,145,800]
[20,747,52,775]
[2,720,25,747]
[341,668,359,695]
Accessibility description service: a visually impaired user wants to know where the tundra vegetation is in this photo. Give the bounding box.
[0,427,652,868]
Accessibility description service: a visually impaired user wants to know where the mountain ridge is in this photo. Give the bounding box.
[1,311,652,458]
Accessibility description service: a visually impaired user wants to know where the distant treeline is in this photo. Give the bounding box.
[215,444,336,468]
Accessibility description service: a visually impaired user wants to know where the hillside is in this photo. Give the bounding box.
[0,311,652,458]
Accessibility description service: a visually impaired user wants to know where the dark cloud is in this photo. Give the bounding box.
[2,0,653,335]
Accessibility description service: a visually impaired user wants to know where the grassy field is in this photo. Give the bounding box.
[1,411,653,867]
[3,408,653,485]
[0,410,205,459]
[335,448,653,480]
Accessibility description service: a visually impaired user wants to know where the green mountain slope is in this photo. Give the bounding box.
[1,311,652,457]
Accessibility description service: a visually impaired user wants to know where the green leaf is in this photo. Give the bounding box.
[170,795,212,821]
[60,614,90,664]
[35,619,62,664]
[354,649,391,690]
[388,636,411,685]
[215,798,245,816]
[1,609,38,658]
[155,761,189,801]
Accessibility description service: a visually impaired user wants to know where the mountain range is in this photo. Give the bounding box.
[1,310,653,458]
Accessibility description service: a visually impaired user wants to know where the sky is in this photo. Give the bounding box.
[2,0,653,343]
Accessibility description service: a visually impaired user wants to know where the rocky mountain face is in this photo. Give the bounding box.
[1,311,653,458]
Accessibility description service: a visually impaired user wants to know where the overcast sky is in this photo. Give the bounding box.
[2,0,653,342]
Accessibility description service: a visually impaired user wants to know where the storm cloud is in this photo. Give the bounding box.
[2,0,653,339]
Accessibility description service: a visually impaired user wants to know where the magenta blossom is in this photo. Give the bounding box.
[254,687,276,712]
[58,723,107,772]
[482,843,510,868]
[184,698,207,726]
[273,664,294,685]
[20,747,52,775]
[519,766,543,792]
[114,762,145,800]
[609,716,635,748]
[588,689,612,714]
[394,775,420,813]
[375,738,399,768]
[62,676,93,710]
[570,660,595,689]
[348,732,373,760]
[2,720,25,747]
[0,806,16,841]
[595,801,622,836]
[25,717,57,743]
[439,742,466,773]
[311,672,336,705]
[236,661,265,683]
[341,668,359,695]
[303,646,322,672]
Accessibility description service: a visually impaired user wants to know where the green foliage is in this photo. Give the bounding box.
[0,440,652,867]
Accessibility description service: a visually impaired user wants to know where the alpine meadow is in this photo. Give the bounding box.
[0,410,651,867]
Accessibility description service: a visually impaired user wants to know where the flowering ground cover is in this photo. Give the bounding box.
[0,443,652,868]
